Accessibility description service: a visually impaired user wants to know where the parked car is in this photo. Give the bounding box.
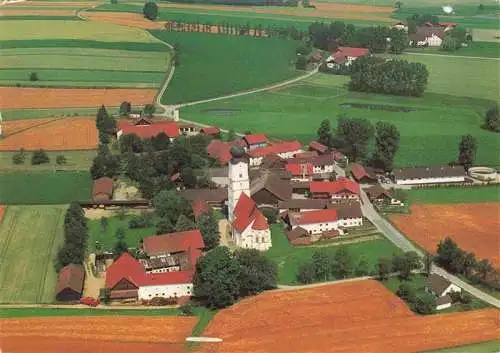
[80,297,100,307]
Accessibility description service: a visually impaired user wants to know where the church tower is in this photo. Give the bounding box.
[227,147,250,222]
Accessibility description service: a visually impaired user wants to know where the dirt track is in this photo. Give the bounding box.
[0,117,98,151]
[0,87,156,109]
[200,280,500,353]
[1,316,196,353]
[391,203,500,267]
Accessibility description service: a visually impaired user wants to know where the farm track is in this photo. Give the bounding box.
[1,116,66,138]
[0,207,19,268]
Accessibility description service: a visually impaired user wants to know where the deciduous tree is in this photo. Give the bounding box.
[458,134,477,170]
[143,1,158,21]
[317,119,333,147]
[153,190,191,224]
[373,122,400,171]
[484,105,500,132]
[377,257,391,280]
[312,250,330,281]
[297,262,315,284]
[196,212,220,250]
[156,217,174,235]
[332,248,354,278]
[234,248,277,296]
[389,28,408,54]
[175,214,196,232]
[336,116,374,161]
[413,292,436,315]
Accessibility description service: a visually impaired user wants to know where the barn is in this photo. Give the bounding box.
[55,264,85,302]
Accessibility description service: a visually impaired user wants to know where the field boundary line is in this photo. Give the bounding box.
[406,52,500,61]
[1,116,68,139]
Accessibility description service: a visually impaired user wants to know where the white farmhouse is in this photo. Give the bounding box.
[426,274,462,310]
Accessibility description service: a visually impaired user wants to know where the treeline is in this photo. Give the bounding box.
[348,56,429,97]
[308,21,408,54]
[436,237,499,291]
[167,0,295,6]
[56,203,88,271]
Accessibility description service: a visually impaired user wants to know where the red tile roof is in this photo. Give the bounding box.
[285,163,314,176]
[105,252,144,289]
[92,177,113,198]
[143,230,205,256]
[207,139,232,165]
[334,151,346,161]
[439,22,456,27]
[243,133,267,146]
[309,178,360,195]
[351,163,376,182]
[309,141,328,153]
[232,193,269,233]
[118,120,179,139]
[192,199,211,220]
[294,151,318,158]
[290,209,338,226]
[332,47,369,61]
[249,140,302,158]
[56,264,85,295]
[200,126,221,136]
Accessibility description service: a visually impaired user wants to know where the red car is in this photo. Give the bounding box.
[80,297,100,307]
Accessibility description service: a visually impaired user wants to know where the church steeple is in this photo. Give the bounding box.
[227,147,250,222]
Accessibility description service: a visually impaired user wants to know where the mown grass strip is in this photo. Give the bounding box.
[0,39,170,52]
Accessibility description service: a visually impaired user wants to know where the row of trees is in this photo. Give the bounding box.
[348,56,429,97]
[12,148,66,166]
[95,105,117,145]
[193,246,277,308]
[56,203,88,271]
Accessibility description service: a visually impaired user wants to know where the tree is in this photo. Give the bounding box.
[476,259,494,281]
[436,237,463,273]
[297,262,315,284]
[12,149,26,165]
[31,149,50,165]
[196,212,220,250]
[181,167,197,188]
[462,251,477,277]
[156,217,174,234]
[115,227,126,240]
[377,257,391,280]
[175,214,196,232]
[392,251,420,280]
[372,122,400,171]
[151,132,170,151]
[332,248,354,279]
[355,255,370,276]
[484,105,500,132]
[100,217,108,232]
[312,250,330,281]
[317,119,333,147]
[394,0,402,9]
[56,154,67,165]
[143,1,158,21]
[234,248,277,296]
[29,72,38,81]
[193,246,240,309]
[335,116,374,161]
[458,134,477,170]
[389,28,408,54]
[396,283,416,303]
[424,253,434,276]
[153,190,191,224]
[143,104,156,117]
[120,133,143,153]
[119,101,131,116]
[226,129,236,142]
[413,293,436,315]
[296,55,307,70]
[441,36,458,52]
[113,239,128,256]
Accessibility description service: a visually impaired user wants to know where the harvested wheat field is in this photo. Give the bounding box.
[0,87,156,109]
[0,9,76,16]
[200,280,500,353]
[0,117,98,151]
[82,11,165,29]
[1,316,196,353]
[391,203,500,267]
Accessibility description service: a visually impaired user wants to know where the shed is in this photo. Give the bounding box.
[55,264,85,301]
[350,163,377,183]
[200,126,221,137]
[426,274,462,297]
[436,295,452,310]
[92,177,114,201]
[285,226,312,246]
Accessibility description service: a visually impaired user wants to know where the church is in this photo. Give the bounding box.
[228,147,272,251]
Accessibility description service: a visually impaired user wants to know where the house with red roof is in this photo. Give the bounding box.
[326,47,370,68]
[288,153,336,176]
[200,126,221,137]
[248,140,302,166]
[207,139,232,165]
[92,177,114,202]
[285,162,314,181]
[350,163,378,184]
[192,199,211,220]
[309,178,360,201]
[142,230,205,258]
[288,209,340,236]
[242,133,268,150]
[117,118,180,141]
[308,140,328,155]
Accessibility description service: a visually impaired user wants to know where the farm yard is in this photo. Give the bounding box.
[390,203,500,267]
[0,117,98,151]
[0,205,65,303]
[0,316,197,353]
[0,171,91,204]
[200,280,500,353]
[150,31,301,105]
[182,73,500,167]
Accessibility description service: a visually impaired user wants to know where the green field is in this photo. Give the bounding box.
[0,15,78,21]
[2,107,120,121]
[0,205,65,303]
[407,186,500,204]
[87,214,157,252]
[426,340,500,353]
[266,224,402,284]
[0,171,92,204]
[149,31,301,104]
[0,150,96,172]
[0,39,170,52]
[181,73,500,167]
[407,42,500,58]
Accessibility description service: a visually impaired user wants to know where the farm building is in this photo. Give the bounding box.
[295,151,319,159]
[309,178,360,201]
[436,295,453,310]
[287,209,340,236]
[117,118,180,140]
[285,226,313,246]
[332,202,363,229]
[326,47,370,68]
[392,166,465,185]
[279,199,329,213]
[207,139,233,165]
[261,153,286,170]
[248,140,302,166]
[365,184,402,206]
[409,27,445,47]
[178,123,197,136]
[55,264,85,302]
[289,153,336,176]
[426,274,462,310]
[250,171,292,206]
[200,126,221,137]
[192,199,211,220]
[92,177,114,201]
[242,133,268,150]
[285,163,314,181]
[177,188,227,207]
[350,163,377,184]
[391,22,408,31]
[142,230,205,258]
[308,140,328,155]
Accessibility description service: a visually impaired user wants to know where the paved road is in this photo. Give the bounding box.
[359,188,500,308]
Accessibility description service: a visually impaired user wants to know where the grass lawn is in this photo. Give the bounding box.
[181,73,500,167]
[0,150,96,172]
[87,214,157,252]
[0,20,160,42]
[425,340,500,353]
[0,15,78,20]
[149,31,301,105]
[266,224,402,285]
[406,42,500,59]
[0,171,92,204]
[0,205,66,303]
[407,186,500,204]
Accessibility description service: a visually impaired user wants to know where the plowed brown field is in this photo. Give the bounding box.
[391,203,500,267]
[0,205,5,223]
[200,280,500,353]
[0,87,156,109]
[82,11,165,29]
[1,316,196,353]
[0,117,98,151]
